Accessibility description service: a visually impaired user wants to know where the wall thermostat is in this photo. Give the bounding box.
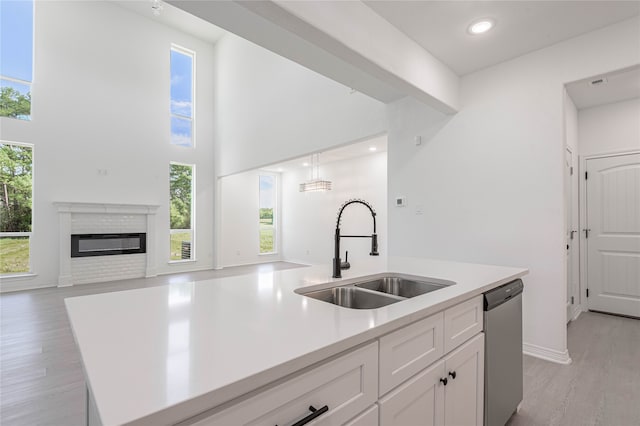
[395,197,406,207]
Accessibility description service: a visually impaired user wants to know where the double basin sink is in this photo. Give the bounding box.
[298,275,454,309]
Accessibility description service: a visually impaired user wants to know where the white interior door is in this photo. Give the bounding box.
[586,153,640,318]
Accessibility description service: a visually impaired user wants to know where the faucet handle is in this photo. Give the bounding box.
[340,251,351,270]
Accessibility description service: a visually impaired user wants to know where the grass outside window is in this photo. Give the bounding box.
[170,231,192,261]
[0,236,29,273]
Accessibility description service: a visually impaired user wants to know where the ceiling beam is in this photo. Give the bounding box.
[169,0,460,113]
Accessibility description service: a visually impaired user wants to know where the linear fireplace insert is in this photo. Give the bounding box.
[71,233,146,258]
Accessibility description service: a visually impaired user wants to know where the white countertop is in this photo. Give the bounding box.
[65,256,528,426]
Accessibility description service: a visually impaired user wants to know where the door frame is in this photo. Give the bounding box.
[579,149,640,315]
[565,146,579,323]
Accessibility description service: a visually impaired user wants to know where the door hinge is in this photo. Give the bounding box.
[586,289,590,298]
[570,166,574,175]
[585,171,588,180]
[571,296,575,304]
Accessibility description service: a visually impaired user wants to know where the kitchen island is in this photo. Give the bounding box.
[65,257,528,425]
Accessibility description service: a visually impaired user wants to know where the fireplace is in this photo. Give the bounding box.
[71,233,146,258]
[55,202,159,286]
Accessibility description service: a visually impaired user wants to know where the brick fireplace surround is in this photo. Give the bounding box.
[55,202,159,286]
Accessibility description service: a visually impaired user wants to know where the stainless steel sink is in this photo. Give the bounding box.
[304,286,403,309]
[355,276,447,298]
[299,274,454,309]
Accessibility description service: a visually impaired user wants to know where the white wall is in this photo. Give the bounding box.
[578,97,640,156]
[220,171,282,267]
[282,152,387,265]
[212,33,387,177]
[0,1,216,291]
[387,17,640,362]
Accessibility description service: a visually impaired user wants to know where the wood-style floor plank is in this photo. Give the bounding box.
[506,311,640,426]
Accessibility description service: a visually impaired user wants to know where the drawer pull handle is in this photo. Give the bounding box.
[288,405,329,426]
[448,371,457,379]
[440,377,448,386]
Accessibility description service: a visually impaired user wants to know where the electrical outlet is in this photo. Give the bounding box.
[415,205,423,215]
[236,250,240,256]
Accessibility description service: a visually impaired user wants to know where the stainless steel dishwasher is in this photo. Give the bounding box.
[484,279,524,426]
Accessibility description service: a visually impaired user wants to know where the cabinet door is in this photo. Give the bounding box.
[379,360,445,426]
[343,405,378,426]
[443,333,484,426]
[379,312,444,396]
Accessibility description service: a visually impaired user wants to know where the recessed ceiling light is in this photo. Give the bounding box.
[468,19,495,35]
[277,168,284,172]
[302,162,310,167]
[369,146,377,152]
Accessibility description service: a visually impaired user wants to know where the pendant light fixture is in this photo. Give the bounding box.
[299,153,332,192]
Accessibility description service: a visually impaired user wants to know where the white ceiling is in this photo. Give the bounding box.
[261,135,388,173]
[566,65,640,109]
[364,1,640,76]
[113,0,226,45]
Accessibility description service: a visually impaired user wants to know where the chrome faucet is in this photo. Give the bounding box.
[333,199,379,278]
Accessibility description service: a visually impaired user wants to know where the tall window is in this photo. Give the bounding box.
[170,163,194,261]
[0,0,33,120]
[0,142,33,274]
[170,45,194,147]
[259,175,276,254]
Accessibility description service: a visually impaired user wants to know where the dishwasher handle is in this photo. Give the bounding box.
[484,279,524,311]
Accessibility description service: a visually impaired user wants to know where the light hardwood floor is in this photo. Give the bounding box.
[507,311,640,426]
[0,262,305,426]
[2,269,639,426]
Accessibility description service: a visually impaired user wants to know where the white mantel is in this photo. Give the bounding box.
[55,202,160,287]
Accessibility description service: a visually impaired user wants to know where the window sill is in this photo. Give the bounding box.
[0,272,38,280]
[168,259,198,265]
[258,252,279,256]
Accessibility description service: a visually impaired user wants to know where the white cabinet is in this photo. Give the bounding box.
[184,296,485,426]
[379,312,444,395]
[379,333,484,426]
[443,333,484,426]
[344,405,378,426]
[443,295,483,353]
[191,342,378,426]
[379,359,445,426]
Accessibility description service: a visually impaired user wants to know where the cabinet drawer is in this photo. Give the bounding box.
[192,342,378,426]
[444,295,483,353]
[379,312,444,396]
[343,405,378,426]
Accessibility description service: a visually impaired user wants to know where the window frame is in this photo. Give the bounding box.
[169,161,196,263]
[258,173,277,255]
[169,44,196,147]
[0,0,35,121]
[0,140,34,276]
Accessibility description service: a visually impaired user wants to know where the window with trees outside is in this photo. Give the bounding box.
[0,0,33,120]
[0,142,33,274]
[170,45,194,147]
[170,163,194,261]
[259,175,276,254]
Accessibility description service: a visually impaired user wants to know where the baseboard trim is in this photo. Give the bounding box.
[0,280,53,293]
[281,258,314,266]
[571,308,582,322]
[221,259,285,268]
[523,342,572,365]
[156,264,217,276]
